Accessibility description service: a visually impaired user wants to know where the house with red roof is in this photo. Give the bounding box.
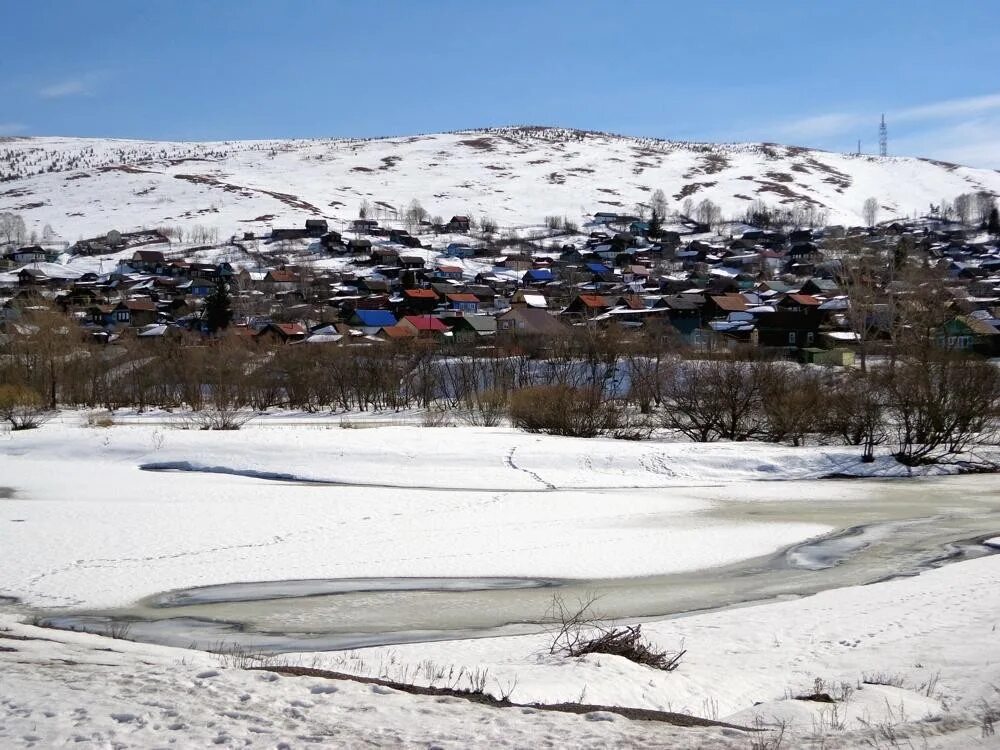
[398,315,451,339]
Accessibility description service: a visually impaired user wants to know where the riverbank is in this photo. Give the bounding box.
[4,417,1000,747]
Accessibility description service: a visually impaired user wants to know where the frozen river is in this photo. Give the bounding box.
[35,474,1000,653]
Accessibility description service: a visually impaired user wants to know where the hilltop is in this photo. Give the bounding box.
[2,126,999,240]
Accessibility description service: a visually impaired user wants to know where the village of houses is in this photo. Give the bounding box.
[3,203,1000,364]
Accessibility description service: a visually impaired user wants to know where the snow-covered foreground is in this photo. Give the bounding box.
[3,416,1000,748]
[2,554,1000,748]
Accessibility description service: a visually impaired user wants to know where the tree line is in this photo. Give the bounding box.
[1,308,997,467]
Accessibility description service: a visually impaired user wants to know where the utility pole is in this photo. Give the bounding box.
[879,114,888,157]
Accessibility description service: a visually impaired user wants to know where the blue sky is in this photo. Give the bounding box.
[4,1,1000,166]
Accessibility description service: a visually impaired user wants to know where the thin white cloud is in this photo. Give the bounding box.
[744,92,1000,168]
[895,93,1000,123]
[0,123,27,135]
[770,92,1000,143]
[38,72,105,99]
[891,115,1000,169]
[772,112,865,141]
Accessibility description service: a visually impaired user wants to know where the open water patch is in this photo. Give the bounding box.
[37,614,536,653]
[150,577,560,608]
[784,519,929,570]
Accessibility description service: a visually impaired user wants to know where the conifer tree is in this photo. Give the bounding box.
[204,278,233,333]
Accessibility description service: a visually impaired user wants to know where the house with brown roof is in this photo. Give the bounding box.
[445,216,471,232]
[131,250,166,273]
[445,293,480,313]
[254,322,307,344]
[703,293,748,323]
[400,287,440,314]
[263,269,300,295]
[113,299,158,327]
[376,323,419,342]
[496,307,569,338]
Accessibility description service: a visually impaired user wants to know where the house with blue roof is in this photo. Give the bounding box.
[349,308,398,334]
[522,269,554,285]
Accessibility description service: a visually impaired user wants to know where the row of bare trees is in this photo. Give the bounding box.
[656,354,1000,465]
[2,305,997,464]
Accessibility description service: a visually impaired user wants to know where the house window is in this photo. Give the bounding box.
[116,311,128,322]
[788,332,797,345]
[806,332,814,345]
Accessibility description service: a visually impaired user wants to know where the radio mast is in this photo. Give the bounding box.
[879,114,888,157]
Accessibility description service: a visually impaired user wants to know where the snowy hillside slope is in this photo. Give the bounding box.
[2,126,1000,239]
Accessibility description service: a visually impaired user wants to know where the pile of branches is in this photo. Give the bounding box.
[564,624,685,672]
[548,595,685,672]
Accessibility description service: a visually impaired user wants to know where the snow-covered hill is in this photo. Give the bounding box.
[2,126,999,240]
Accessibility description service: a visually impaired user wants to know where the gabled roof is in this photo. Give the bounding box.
[709,294,747,312]
[380,324,418,339]
[523,269,554,282]
[575,294,610,309]
[446,293,479,303]
[442,313,496,334]
[618,294,646,310]
[659,295,700,311]
[121,299,157,312]
[352,309,397,327]
[403,288,439,299]
[784,293,822,306]
[258,322,307,338]
[402,315,450,332]
[497,307,568,335]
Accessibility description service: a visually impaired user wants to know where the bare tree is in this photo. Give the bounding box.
[0,212,27,246]
[404,199,428,231]
[955,193,972,225]
[695,199,721,227]
[974,192,996,225]
[833,237,890,371]
[862,197,879,227]
[882,354,1000,466]
[650,189,668,217]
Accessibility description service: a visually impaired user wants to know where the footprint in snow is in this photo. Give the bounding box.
[309,684,338,694]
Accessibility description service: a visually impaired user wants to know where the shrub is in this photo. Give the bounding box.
[509,384,629,438]
[187,406,255,430]
[0,385,48,430]
[461,388,509,427]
